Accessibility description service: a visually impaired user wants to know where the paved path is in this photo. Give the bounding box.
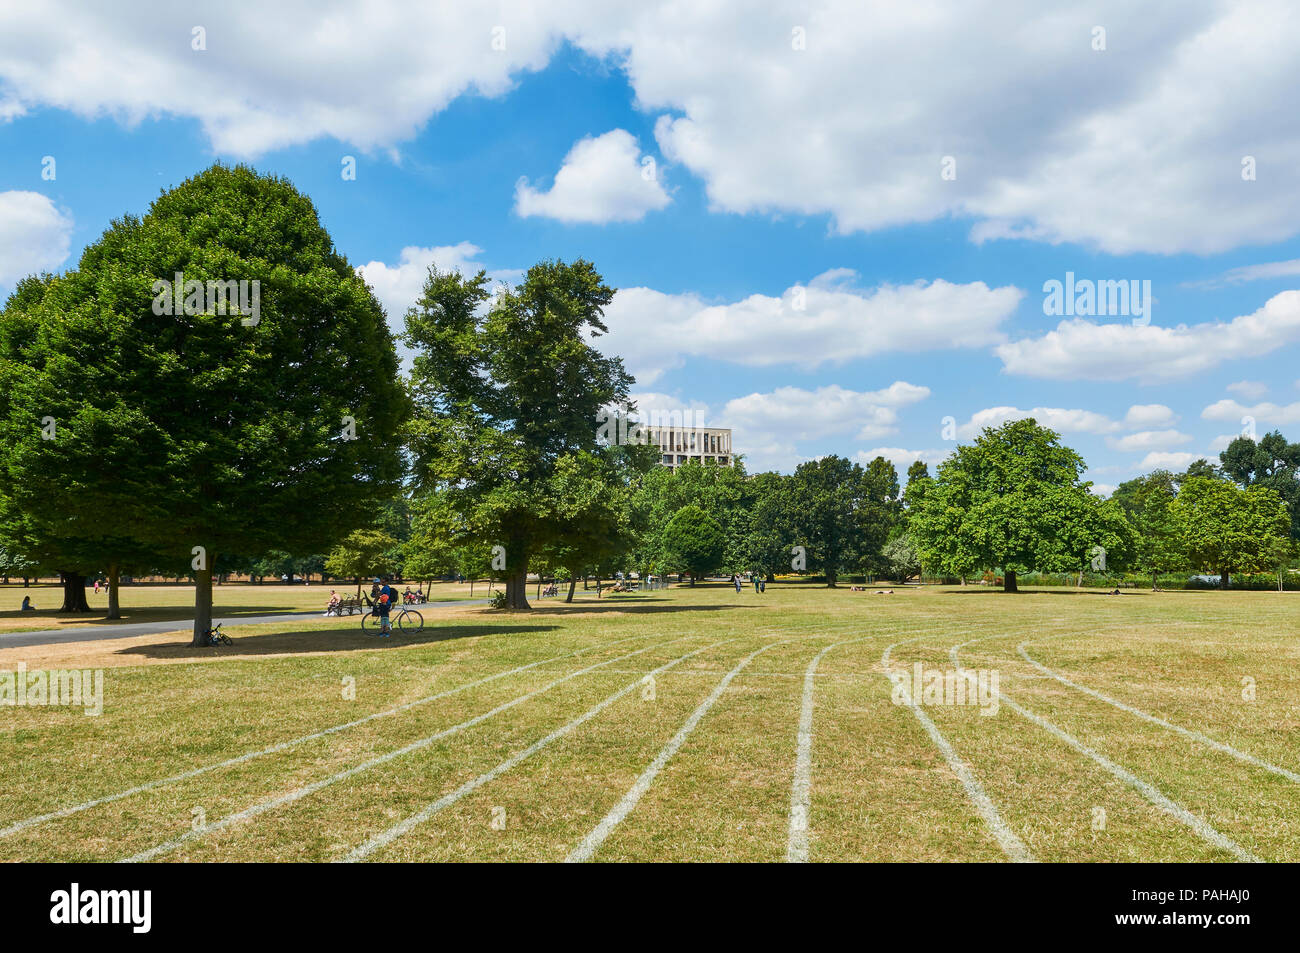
[0,601,487,649]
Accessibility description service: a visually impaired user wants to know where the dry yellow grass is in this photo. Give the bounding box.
[1,583,1296,862]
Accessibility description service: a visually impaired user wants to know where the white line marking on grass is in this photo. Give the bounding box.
[342,638,739,863]
[121,635,699,863]
[566,641,788,863]
[951,637,1262,863]
[0,632,653,841]
[787,637,874,863]
[882,636,1036,863]
[1017,639,1300,785]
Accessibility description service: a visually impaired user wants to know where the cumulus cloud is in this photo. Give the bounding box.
[5,3,1300,253]
[598,271,1020,384]
[995,291,1300,382]
[1201,398,1300,427]
[356,242,521,327]
[1122,404,1178,429]
[954,406,1121,441]
[1226,380,1268,400]
[857,447,952,477]
[720,382,929,472]
[1107,429,1191,452]
[515,129,669,223]
[1136,451,1200,471]
[1183,258,1300,289]
[0,191,74,286]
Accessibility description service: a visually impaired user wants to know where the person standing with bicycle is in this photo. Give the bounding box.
[373,576,396,637]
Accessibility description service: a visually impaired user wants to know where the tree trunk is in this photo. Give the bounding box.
[1003,569,1018,593]
[565,577,577,603]
[470,578,474,596]
[1220,568,1230,589]
[505,569,531,610]
[355,576,361,598]
[58,572,91,612]
[106,562,122,620]
[1152,570,1159,590]
[191,566,214,646]
[1076,570,1083,587]
[826,569,837,588]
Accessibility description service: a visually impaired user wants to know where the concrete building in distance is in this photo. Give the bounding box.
[645,426,734,470]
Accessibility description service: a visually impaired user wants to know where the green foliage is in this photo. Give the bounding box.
[404,259,637,608]
[0,164,409,635]
[1219,431,1300,539]
[661,504,727,583]
[908,419,1127,591]
[882,534,920,581]
[324,529,400,583]
[1171,476,1290,583]
[787,454,896,587]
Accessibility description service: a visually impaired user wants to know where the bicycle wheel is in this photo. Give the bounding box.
[219,635,233,646]
[361,611,380,632]
[398,609,423,633]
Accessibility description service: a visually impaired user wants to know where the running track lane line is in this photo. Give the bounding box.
[120,635,700,862]
[1017,637,1300,785]
[341,638,739,863]
[565,640,788,863]
[5,614,883,841]
[882,635,1036,863]
[950,636,1262,863]
[788,633,905,863]
[0,631,656,841]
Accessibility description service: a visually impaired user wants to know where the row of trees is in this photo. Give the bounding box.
[2,164,1294,646]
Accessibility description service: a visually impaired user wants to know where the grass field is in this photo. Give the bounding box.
[1,582,1297,862]
[0,581,481,633]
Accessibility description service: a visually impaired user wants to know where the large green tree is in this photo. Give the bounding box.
[1219,431,1300,539]
[0,165,408,642]
[787,455,873,588]
[1171,476,1289,587]
[404,259,635,609]
[1111,470,1185,587]
[660,505,726,584]
[908,419,1123,592]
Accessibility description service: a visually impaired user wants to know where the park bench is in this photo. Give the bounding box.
[329,596,364,616]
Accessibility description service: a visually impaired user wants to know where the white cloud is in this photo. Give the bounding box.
[1184,258,1300,289]
[1226,380,1268,400]
[0,191,73,286]
[599,272,1021,385]
[1201,398,1300,427]
[1088,483,1116,497]
[1136,451,1200,471]
[955,406,1121,441]
[5,3,1299,253]
[356,242,520,327]
[995,291,1300,382]
[1122,404,1178,429]
[1208,433,1239,453]
[1107,429,1191,452]
[857,447,952,477]
[515,129,670,224]
[720,382,929,472]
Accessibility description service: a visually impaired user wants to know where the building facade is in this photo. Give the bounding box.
[645,427,734,470]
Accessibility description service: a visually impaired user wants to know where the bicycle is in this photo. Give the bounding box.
[361,604,424,634]
[202,623,233,646]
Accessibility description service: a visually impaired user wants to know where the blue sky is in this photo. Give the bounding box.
[4,2,1300,489]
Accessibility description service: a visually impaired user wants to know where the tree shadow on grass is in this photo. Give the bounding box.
[118,622,561,660]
